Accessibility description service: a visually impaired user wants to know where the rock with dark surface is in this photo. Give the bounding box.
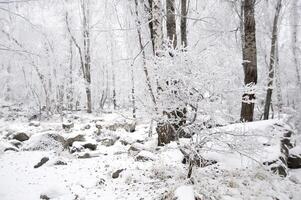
[54,160,67,165]
[13,132,29,142]
[83,143,97,151]
[264,157,288,177]
[40,194,50,200]
[84,124,91,130]
[288,146,301,169]
[4,147,19,152]
[112,169,124,179]
[34,157,49,168]
[287,154,301,169]
[62,120,74,131]
[135,151,156,162]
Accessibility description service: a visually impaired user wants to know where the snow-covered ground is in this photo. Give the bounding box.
[0,112,300,200]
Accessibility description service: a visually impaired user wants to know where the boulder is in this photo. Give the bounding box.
[4,147,18,152]
[65,134,85,147]
[99,136,119,147]
[264,156,287,177]
[287,154,301,169]
[62,120,74,131]
[288,146,301,169]
[83,143,97,151]
[135,150,156,161]
[70,142,85,153]
[70,141,98,153]
[22,132,66,151]
[10,139,22,148]
[40,194,50,200]
[13,132,29,142]
[105,120,136,132]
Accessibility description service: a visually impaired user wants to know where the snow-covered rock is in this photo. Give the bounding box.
[22,132,66,151]
[174,185,195,200]
[135,150,157,161]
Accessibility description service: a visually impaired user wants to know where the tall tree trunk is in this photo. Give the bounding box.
[82,0,92,113]
[292,0,301,90]
[134,0,157,107]
[152,0,163,56]
[240,0,258,122]
[275,40,283,113]
[67,39,74,110]
[166,0,177,48]
[180,0,188,48]
[147,0,155,55]
[263,0,282,120]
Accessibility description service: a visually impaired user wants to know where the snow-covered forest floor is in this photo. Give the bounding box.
[0,107,301,200]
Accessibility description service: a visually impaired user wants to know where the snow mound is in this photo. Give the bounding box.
[22,132,66,151]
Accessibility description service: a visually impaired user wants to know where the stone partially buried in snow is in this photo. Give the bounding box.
[112,169,124,179]
[34,157,49,168]
[13,132,29,142]
[98,136,119,147]
[288,146,301,169]
[105,119,136,132]
[62,120,74,131]
[22,132,66,151]
[29,121,40,127]
[135,150,157,161]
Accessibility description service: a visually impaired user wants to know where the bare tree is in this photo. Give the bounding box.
[240,0,258,122]
[65,0,92,113]
[263,0,282,120]
[134,0,157,107]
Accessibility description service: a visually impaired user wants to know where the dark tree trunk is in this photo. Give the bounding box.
[166,0,177,48]
[263,0,282,120]
[147,0,155,55]
[240,0,258,122]
[180,0,188,48]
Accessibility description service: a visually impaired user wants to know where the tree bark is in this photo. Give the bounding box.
[263,0,282,120]
[147,0,155,55]
[180,0,188,48]
[152,0,164,56]
[134,0,157,107]
[82,0,92,113]
[240,0,258,122]
[166,0,177,48]
[292,0,301,90]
